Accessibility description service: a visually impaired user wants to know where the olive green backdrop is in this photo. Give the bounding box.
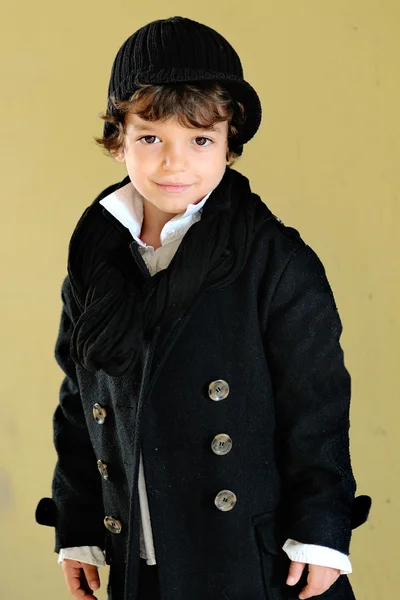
[1,1,398,598]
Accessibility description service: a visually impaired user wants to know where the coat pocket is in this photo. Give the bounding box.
[253,511,355,600]
[252,510,284,555]
[253,510,306,600]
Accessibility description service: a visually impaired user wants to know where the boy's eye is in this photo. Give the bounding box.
[195,137,212,147]
[138,135,213,147]
[139,135,158,144]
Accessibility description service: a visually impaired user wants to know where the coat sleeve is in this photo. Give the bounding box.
[264,242,358,555]
[35,276,106,553]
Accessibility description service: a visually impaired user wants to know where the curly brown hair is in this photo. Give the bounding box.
[94,81,247,167]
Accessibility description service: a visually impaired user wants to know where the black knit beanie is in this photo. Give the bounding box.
[103,16,262,156]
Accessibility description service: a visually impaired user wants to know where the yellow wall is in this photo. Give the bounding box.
[1,1,397,597]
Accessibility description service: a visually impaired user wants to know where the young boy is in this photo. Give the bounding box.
[35,16,371,600]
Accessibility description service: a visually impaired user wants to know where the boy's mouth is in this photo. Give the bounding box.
[156,183,192,192]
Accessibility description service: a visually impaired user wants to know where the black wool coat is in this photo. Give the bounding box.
[36,200,370,600]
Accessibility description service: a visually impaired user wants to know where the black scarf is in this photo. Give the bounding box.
[67,167,273,376]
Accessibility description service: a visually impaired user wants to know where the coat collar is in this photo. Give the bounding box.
[99,180,214,248]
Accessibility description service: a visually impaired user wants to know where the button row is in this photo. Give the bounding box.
[92,377,230,428]
[104,487,237,535]
[93,379,231,427]
[98,432,232,483]
[100,379,235,536]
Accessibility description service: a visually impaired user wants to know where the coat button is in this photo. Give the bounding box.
[214,490,237,511]
[104,516,122,534]
[97,460,109,480]
[211,434,233,455]
[93,403,107,424]
[208,379,230,401]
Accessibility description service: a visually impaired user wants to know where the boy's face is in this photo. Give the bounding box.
[113,111,229,220]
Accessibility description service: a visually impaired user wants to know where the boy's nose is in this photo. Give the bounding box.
[161,142,190,166]
[161,154,189,171]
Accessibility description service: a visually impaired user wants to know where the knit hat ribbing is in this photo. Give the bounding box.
[103,16,262,156]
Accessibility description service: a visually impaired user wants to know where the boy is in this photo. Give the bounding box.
[35,16,371,600]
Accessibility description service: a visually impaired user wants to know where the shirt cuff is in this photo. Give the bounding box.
[282,539,352,575]
[58,546,106,568]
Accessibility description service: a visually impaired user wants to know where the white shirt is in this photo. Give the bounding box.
[58,180,352,575]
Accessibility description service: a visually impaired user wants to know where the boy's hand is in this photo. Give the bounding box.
[286,561,340,599]
[61,558,101,599]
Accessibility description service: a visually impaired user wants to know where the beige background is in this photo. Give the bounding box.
[1,1,398,598]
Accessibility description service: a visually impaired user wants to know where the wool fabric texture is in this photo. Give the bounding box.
[66,167,273,377]
[103,15,262,157]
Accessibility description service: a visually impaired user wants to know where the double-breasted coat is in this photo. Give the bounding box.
[36,208,370,600]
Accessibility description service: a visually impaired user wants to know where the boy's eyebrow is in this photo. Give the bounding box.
[131,123,220,132]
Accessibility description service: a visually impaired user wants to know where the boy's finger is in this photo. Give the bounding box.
[286,560,306,585]
[298,565,329,599]
[62,561,98,599]
[82,563,101,591]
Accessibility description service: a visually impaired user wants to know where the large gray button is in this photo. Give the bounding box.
[208,380,230,401]
[211,434,232,455]
[93,403,107,424]
[214,490,237,511]
[97,460,109,481]
[104,515,122,534]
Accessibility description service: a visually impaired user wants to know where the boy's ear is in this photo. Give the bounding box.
[112,149,126,164]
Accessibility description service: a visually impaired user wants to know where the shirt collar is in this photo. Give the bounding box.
[99,181,213,248]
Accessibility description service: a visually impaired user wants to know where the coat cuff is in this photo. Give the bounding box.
[282,539,352,575]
